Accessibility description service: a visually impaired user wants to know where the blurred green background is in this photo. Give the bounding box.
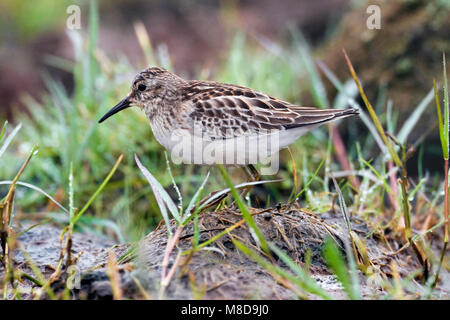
[0,0,448,241]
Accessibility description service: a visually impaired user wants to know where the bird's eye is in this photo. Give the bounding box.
[138,84,147,91]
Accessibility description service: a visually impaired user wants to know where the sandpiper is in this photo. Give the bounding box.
[99,67,358,175]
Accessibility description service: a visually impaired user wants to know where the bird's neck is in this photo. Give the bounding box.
[143,93,184,134]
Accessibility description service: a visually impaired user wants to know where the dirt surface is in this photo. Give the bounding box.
[0,223,114,299]
[14,224,114,273]
[3,202,449,299]
[4,203,445,300]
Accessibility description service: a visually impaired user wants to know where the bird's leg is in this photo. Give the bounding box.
[240,164,260,199]
[248,164,260,181]
[196,165,261,213]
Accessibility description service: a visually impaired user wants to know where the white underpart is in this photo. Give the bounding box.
[151,123,320,166]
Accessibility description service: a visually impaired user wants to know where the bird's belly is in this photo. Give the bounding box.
[151,123,315,173]
[156,129,286,166]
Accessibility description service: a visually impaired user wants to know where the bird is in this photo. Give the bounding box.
[99,66,358,181]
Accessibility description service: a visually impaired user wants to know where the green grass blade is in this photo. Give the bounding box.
[295,156,325,200]
[19,245,56,300]
[135,154,180,230]
[165,152,182,214]
[218,165,269,254]
[0,121,7,144]
[137,154,180,221]
[87,0,99,101]
[316,61,387,153]
[323,238,359,300]
[73,154,123,224]
[360,158,396,197]
[183,171,210,222]
[69,162,75,223]
[435,80,446,156]
[17,219,51,237]
[192,219,243,250]
[0,181,68,213]
[234,240,333,299]
[343,50,402,167]
[192,204,201,248]
[77,216,124,243]
[331,177,361,299]
[289,25,328,108]
[0,123,22,159]
[397,88,434,143]
[408,178,426,201]
[196,179,281,213]
[268,243,333,299]
[443,54,449,159]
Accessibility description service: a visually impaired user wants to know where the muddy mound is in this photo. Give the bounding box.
[3,204,431,299]
[78,204,418,299]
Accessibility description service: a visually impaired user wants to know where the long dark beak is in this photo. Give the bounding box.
[98,97,131,123]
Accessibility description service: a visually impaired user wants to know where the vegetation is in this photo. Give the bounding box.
[0,3,448,299]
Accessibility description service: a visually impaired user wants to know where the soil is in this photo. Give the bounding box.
[4,203,448,300]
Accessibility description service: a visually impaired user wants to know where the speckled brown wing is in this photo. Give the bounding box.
[182,81,358,140]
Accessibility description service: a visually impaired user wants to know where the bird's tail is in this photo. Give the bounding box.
[283,107,359,129]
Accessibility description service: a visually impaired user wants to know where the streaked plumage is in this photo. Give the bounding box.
[99,67,359,165]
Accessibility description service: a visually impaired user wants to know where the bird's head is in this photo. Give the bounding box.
[98,66,184,123]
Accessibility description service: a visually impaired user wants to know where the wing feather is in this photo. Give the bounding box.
[182,81,358,140]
